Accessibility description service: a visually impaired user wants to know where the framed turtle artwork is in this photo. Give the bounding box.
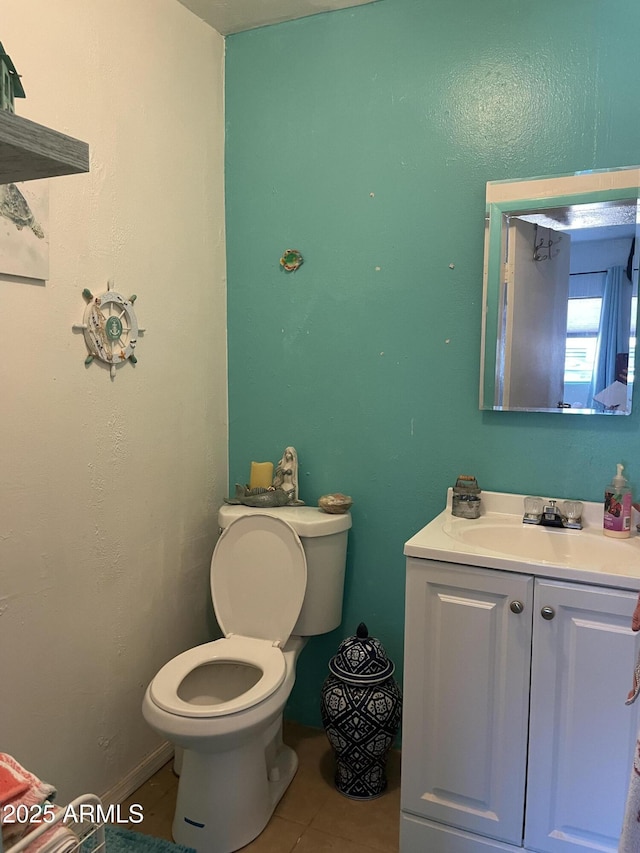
[0,178,49,280]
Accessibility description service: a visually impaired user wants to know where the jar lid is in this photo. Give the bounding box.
[328,622,395,685]
[454,475,480,494]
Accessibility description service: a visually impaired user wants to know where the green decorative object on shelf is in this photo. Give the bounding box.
[0,43,25,114]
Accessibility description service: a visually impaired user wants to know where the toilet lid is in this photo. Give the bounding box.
[211,514,307,646]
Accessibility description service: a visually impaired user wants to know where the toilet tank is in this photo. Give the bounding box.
[218,505,351,636]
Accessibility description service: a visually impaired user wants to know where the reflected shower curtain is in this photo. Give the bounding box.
[589,265,630,410]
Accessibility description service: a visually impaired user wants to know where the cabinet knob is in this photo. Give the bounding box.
[541,605,555,620]
[510,600,524,614]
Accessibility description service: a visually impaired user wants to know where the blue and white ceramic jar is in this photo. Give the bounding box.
[320,622,402,799]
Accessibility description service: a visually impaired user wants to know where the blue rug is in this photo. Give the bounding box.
[105,826,195,853]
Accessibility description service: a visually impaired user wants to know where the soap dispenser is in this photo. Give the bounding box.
[604,463,632,538]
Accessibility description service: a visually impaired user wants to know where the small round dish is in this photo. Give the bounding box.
[318,493,353,514]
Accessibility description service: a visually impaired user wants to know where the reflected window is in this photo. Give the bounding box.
[564,297,601,409]
[564,295,637,406]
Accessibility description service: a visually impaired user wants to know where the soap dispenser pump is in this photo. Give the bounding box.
[604,463,632,538]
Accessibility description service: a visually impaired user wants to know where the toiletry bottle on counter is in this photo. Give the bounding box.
[604,463,632,538]
[451,475,481,519]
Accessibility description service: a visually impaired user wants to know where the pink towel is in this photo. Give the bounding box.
[0,754,56,807]
[0,765,29,807]
[11,805,78,853]
[0,754,57,849]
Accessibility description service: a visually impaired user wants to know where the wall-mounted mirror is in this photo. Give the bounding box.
[480,167,640,414]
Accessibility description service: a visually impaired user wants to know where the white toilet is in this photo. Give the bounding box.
[142,504,351,853]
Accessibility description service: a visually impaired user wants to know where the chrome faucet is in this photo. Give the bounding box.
[523,497,582,529]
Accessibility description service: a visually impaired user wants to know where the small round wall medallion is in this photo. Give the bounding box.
[280,249,303,272]
[73,279,145,379]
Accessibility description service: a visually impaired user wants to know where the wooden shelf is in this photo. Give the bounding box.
[0,109,89,184]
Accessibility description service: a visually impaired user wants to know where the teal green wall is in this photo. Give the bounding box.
[225,0,640,727]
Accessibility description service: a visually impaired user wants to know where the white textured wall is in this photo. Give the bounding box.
[0,0,227,801]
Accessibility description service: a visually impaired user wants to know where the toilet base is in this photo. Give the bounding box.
[171,719,298,853]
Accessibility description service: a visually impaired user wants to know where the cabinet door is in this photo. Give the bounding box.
[402,559,533,844]
[525,580,640,853]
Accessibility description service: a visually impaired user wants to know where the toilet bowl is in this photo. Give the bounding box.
[142,506,351,853]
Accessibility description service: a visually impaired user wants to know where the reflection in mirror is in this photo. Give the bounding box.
[480,167,640,414]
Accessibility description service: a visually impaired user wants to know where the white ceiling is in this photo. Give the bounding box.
[178,0,379,35]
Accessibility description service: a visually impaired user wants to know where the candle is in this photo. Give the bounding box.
[249,461,273,490]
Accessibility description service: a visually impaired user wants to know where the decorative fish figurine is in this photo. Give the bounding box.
[224,484,291,508]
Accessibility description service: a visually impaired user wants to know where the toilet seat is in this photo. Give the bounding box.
[149,635,287,718]
[149,514,307,719]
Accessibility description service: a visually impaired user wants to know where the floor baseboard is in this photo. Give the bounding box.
[101,741,174,806]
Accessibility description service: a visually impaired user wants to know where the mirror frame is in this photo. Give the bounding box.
[480,166,640,414]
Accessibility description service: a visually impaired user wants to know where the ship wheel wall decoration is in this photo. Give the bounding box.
[73,280,144,378]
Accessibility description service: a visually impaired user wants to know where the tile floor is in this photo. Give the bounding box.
[122,721,401,853]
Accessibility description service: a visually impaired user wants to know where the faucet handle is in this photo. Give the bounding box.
[562,500,583,522]
[524,496,543,519]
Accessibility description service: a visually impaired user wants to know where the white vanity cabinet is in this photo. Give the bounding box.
[525,578,639,853]
[401,556,640,853]
[402,559,533,847]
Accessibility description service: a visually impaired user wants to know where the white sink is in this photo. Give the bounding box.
[445,520,639,572]
[404,490,640,588]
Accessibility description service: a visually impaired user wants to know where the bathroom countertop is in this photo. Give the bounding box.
[405,490,640,591]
